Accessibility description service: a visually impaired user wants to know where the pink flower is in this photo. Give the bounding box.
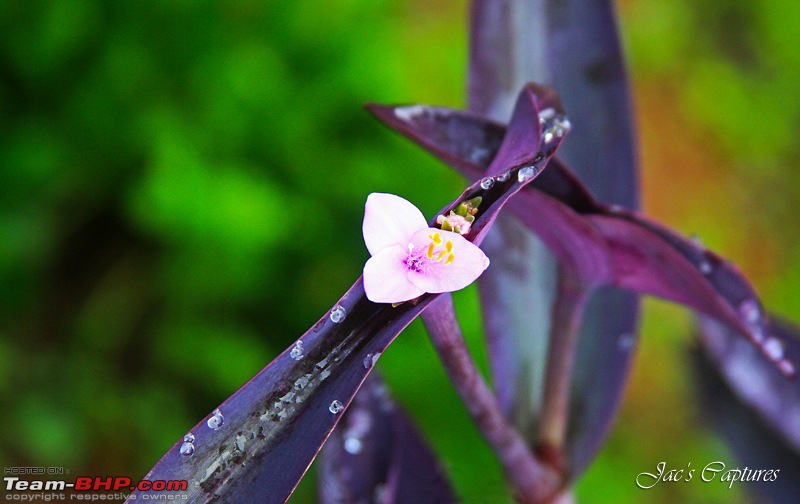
[362,193,490,303]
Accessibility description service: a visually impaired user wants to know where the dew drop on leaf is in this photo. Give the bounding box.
[329,400,344,414]
[617,333,635,351]
[330,305,346,324]
[290,340,304,360]
[738,299,767,343]
[207,409,225,431]
[179,442,195,457]
[738,298,761,325]
[480,177,494,190]
[763,338,785,361]
[542,115,571,143]
[539,107,556,120]
[778,359,796,376]
[362,352,380,369]
[344,437,363,455]
[518,165,537,183]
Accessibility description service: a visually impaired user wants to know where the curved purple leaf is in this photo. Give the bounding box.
[318,374,457,504]
[128,87,565,504]
[693,317,800,503]
[367,97,793,479]
[591,212,794,373]
[470,0,639,207]
[367,101,794,372]
[129,281,437,504]
[469,0,640,480]
[698,316,800,448]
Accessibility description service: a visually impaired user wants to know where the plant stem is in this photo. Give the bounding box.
[537,266,590,463]
[422,294,558,502]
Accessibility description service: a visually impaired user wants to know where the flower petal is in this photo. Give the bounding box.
[363,244,425,303]
[363,193,428,256]
[408,228,490,294]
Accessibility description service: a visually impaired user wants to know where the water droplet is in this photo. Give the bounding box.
[779,359,796,376]
[496,170,511,182]
[394,105,426,122]
[362,352,381,369]
[330,305,346,324]
[553,115,571,136]
[538,107,556,120]
[763,338,785,361]
[290,340,304,360]
[372,383,394,413]
[518,165,537,183]
[469,147,490,164]
[329,400,344,414]
[207,409,224,431]
[617,333,635,351]
[738,298,761,325]
[183,433,195,443]
[179,442,195,457]
[699,261,712,275]
[542,115,571,144]
[738,299,765,343]
[480,177,494,190]
[344,437,363,455]
[362,351,381,369]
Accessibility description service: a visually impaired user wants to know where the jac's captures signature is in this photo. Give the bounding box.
[636,461,779,490]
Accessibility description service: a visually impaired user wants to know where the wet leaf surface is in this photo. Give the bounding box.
[368,95,793,481]
[129,86,565,503]
[318,374,457,504]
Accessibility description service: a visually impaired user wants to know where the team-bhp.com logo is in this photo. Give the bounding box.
[4,476,188,500]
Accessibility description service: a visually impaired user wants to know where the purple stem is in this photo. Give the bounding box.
[537,266,590,467]
[421,294,559,502]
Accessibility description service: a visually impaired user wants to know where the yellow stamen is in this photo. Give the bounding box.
[424,233,456,265]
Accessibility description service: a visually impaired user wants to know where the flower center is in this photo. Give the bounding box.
[425,232,455,265]
[404,233,455,273]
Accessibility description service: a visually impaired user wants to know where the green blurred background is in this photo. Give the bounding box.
[1,1,798,502]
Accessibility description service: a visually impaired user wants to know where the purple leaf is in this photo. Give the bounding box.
[128,281,437,504]
[367,96,792,480]
[469,0,640,479]
[693,317,800,503]
[367,101,791,367]
[318,374,457,504]
[470,0,638,207]
[129,86,563,504]
[698,316,800,447]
